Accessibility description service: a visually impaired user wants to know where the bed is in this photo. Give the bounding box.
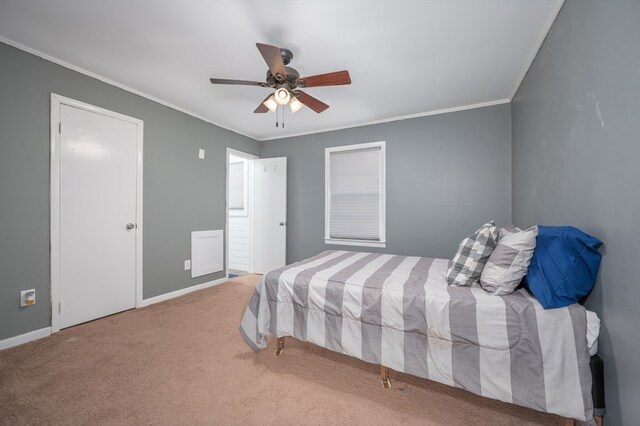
[240,250,600,424]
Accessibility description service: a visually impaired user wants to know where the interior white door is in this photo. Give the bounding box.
[59,104,138,328]
[252,157,287,274]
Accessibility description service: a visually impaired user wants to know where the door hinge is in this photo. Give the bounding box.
[58,302,62,314]
[58,122,62,134]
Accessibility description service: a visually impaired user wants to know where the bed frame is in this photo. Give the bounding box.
[274,337,605,425]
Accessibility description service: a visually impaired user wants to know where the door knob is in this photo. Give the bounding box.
[125,223,136,231]
[279,222,286,226]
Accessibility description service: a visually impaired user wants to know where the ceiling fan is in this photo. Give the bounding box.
[209,43,351,115]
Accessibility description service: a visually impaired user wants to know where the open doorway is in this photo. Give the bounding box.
[226,148,257,279]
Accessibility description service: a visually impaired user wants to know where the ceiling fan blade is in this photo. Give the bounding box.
[210,78,268,87]
[254,94,273,113]
[296,70,351,88]
[295,91,329,113]
[256,43,287,81]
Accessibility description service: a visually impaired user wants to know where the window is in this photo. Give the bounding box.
[228,157,248,216]
[325,141,386,248]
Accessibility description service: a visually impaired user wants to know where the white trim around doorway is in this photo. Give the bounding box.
[225,148,258,279]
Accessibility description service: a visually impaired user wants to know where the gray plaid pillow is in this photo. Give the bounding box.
[447,222,499,286]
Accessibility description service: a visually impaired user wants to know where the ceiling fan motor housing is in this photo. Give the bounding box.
[279,48,293,65]
[266,66,300,87]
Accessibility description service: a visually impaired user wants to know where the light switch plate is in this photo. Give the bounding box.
[198,149,205,159]
[184,260,191,270]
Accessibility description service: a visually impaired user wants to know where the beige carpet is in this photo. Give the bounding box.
[0,275,563,425]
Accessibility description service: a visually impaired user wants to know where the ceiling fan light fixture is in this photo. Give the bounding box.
[289,96,304,113]
[274,88,291,105]
[263,95,278,112]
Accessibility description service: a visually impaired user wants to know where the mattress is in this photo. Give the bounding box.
[240,250,597,423]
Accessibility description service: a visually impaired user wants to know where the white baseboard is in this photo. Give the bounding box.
[141,276,229,307]
[0,278,231,350]
[0,327,52,351]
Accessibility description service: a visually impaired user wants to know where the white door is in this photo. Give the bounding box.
[58,104,138,328]
[252,157,287,273]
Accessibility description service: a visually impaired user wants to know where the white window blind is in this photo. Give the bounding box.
[228,161,246,209]
[327,144,384,243]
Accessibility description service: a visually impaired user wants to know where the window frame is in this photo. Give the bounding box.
[228,158,248,217]
[324,141,386,248]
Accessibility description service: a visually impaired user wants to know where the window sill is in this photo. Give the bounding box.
[324,238,386,248]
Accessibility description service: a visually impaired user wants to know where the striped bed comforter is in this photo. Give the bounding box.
[240,250,595,423]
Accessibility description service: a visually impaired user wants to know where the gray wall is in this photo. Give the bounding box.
[0,42,259,340]
[511,1,640,424]
[260,104,512,263]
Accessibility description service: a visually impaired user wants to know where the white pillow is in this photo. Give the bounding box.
[480,226,538,295]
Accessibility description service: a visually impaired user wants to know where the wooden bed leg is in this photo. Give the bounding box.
[380,365,391,389]
[275,337,285,356]
[562,416,602,426]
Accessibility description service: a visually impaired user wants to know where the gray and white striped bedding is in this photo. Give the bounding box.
[240,250,595,423]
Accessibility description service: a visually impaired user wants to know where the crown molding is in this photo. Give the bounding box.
[509,0,564,100]
[259,98,511,141]
[2,35,522,142]
[0,35,260,141]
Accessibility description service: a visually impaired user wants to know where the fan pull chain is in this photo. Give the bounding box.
[274,106,285,129]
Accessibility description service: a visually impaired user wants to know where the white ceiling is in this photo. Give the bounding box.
[0,0,562,141]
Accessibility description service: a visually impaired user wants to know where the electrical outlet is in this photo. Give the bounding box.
[20,289,36,307]
[198,149,205,159]
[184,260,191,270]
